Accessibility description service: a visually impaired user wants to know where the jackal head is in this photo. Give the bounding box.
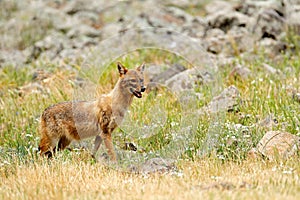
[117,62,146,98]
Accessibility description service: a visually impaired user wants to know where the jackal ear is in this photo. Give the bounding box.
[117,62,128,76]
[136,63,145,73]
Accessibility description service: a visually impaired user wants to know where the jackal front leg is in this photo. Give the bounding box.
[101,133,117,162]
[92,135,103,159]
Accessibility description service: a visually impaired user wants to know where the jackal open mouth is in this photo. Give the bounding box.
[133,90,142,98]
[130,88,142,98]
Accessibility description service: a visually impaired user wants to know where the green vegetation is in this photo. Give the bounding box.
[0,0,300,198]
[1,45,300,200]
[1,48,299,163]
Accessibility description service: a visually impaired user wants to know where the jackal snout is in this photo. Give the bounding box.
[141,86,146,92]
[130,86,146,98]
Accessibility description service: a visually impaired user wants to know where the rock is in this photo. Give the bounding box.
[258,38,287,57]
[67,24,101,38]
[151,63,186,84]
[145,63,186,93]
[181,16,207,38]
[125,14,151,30]
[71,35,98,49]
[54,16,81,33]
[0,50,27,67]
[62,0,106,15]
[164,6,194,23]
[74,11,100,26]
[205,0,234,15]
[35,32,66,49]
[59,48,81,60]
[165,67,209,93]
[206,11,249,33]
[227,26,254,55]
[250,9,285,40]
[144,64,166,83]
[130,157,176,174]
[30,31,71,60]
[162,0,199,8]
[214,55,235,68]
[142,11,182,30]
[206,28,226,38]
[100,22,123,40]
[236,0,284,16]
[204,28,226,54]
[204,26,253,56]
[229,64,252,80]
[41,7,80,33]
[145,82,164,94]
[256,131,300,160]
[262,63,281,74]
[206,85,241,113]
[284,0,300,34]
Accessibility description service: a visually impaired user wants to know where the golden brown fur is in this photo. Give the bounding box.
[38,62,145,161]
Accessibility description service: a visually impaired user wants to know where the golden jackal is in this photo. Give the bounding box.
[38,62,146,161]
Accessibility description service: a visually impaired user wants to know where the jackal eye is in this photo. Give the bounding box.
[129,79,137,83]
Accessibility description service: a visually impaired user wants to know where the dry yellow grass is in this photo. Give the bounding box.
[0,47,299,200]
[1,156,300,200]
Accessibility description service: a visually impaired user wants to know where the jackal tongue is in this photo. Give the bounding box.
[133,91,142,98]
[130,88,142,98]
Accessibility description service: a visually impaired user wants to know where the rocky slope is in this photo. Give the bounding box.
[1,0,299,68]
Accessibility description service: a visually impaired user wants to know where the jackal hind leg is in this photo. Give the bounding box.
[57,135,72,151]
[55,122,78,153]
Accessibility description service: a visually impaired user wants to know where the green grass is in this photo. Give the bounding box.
[0,0,300,197]
[0,38,300,199]
[1,48,300,161]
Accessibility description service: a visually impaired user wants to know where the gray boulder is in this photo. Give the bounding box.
[204,26,254,56]
[284,0,300,33]
[67,24,101,38]
[236,0,284,16]
[262,63,281,74]
[30,31,71,60]
[151,63,186,84]
[206,85,241,113]
[256,131,300,160]
[206,11,249,33]
[229,64,252,80]
[165,67,211,93]
[205,0,234,15]
[250,9,285,40]
[258,38,287,56]
[0,50,28,67]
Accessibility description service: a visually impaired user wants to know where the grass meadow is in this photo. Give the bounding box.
[0,1,300,197]
[0,47,300,199]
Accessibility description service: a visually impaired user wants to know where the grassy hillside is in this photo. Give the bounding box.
[1,0,300,199]
[1,48,300,199]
